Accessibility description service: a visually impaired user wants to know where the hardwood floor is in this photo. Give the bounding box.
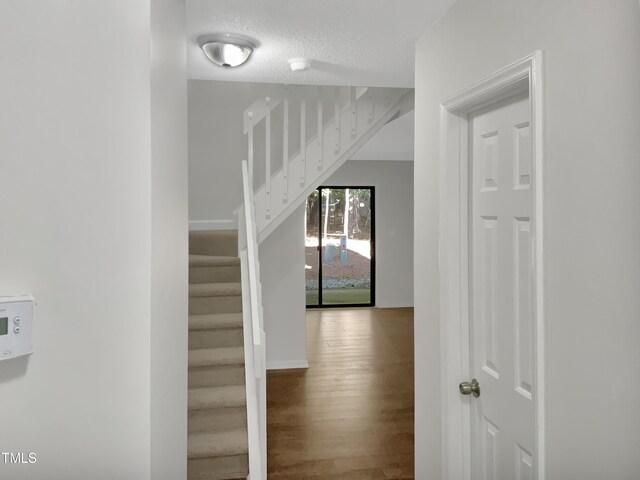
[267,307,414,479]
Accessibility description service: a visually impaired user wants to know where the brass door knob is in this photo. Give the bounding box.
[459,378,480,398]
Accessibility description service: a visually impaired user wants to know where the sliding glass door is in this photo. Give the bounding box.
[305,187,375,307]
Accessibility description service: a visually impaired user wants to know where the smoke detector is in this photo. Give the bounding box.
[288,58,311,72]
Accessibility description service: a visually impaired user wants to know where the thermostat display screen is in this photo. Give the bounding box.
[0,317,7,336]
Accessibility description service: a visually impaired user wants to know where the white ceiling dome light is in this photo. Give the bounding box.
[198,34,256,68]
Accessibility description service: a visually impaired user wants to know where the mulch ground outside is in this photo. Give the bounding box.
[305,237,371,290]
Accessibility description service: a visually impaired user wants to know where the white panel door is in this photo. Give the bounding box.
[469,92,535,480]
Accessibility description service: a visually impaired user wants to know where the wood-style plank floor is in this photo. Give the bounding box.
[267,307,414,479]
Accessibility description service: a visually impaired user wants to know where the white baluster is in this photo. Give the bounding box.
[282,86,289,203]
[300,97,306,186]
[350,86,357,139]
[334,86,341,154]
[368,91,374,124]
[248,111,254,178]
[317,86,323,171]
[265,97,271,219]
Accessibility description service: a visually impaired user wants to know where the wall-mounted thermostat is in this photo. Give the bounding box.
[0,295,34,361]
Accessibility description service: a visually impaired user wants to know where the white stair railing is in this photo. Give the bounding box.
[244,84,413,242]
[236,85,413,477]
[238,160,267,480]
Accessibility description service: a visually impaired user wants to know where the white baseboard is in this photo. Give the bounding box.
[267,359,309,370]
[375,302,414,309]
[189,219,236,231]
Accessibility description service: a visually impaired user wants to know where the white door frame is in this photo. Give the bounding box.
[438,51,545,480]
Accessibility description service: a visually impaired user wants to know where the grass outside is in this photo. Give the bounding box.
[306,288,371,306]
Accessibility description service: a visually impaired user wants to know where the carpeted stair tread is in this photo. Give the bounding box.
[188,430,248,459]
[189,365,246,389]
[189,347,244,368]
[190,283,242,298]
[188,230,248,478]
[189,230,238,258]
[189,313,243,331]
[189,407,247,434]
[189,385,246,411]
[188,454,249,480]
[190,255,240,268]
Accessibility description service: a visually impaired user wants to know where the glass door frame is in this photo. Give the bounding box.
[307,185,376,308]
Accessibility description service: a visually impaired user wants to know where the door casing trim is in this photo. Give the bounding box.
[438,51,545,480]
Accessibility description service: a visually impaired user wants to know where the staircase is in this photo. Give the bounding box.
[244,85,413,242]
[185,83,414,479]
[188,230,249,480]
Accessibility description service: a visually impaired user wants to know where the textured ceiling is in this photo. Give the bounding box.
[187,0,457,87]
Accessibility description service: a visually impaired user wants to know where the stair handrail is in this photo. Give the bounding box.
[238,159,267,480]
[241,161,262,363]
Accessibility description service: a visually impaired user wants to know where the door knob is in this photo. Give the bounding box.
[459,378,480,398]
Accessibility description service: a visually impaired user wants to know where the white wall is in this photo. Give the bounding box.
[325,160,414,308]
[188,80,282,224]
[0,2,188,479]
[150,0,188,479]
[0,1,151,478]
[260,205,308,369]
[414,1,640,478]
[350,112,414,161]
[260,160,413,369]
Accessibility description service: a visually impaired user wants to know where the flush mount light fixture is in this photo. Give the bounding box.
[198,34,256,68]
[288,58,311,72]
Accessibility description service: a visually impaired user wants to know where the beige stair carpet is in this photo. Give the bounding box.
[188,230,249,480]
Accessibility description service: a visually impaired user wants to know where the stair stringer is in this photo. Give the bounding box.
[254,88,412,243]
